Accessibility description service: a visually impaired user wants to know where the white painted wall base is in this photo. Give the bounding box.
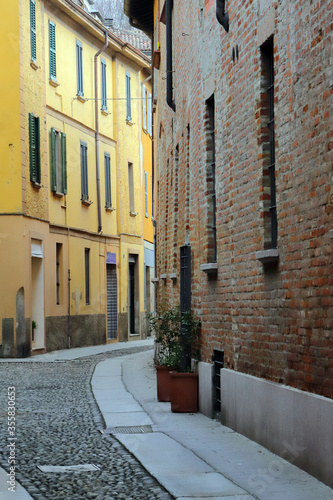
[198,361,214,418]
[220,368,333,489]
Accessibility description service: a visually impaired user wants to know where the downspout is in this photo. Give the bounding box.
[216,0,229,33]
[166,0,175,111]
[94,30,109,233]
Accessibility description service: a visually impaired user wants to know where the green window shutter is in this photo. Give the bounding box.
[80,142,88,200]
[49,21,56,80]
[76,41,83,95]
[35,116,41,184]
[105,153,111,208]
[50,128,57,192]
[29,114,41,184]
[30,0,36,61]
[29,113,36,182]
[126,73,131,121]
[61,133,67,194]
[101,59,107,110]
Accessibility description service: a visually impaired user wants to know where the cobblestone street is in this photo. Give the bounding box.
[0,346,172,500]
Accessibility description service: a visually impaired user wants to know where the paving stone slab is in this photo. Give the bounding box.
[156,472,247,498]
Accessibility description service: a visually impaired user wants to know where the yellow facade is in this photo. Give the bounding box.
[0,0,153,357]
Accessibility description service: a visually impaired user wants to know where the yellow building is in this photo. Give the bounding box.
[0,0,153,357]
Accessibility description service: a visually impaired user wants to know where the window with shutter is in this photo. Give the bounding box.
[61,133,67,194]
[128,162,134,212]
[80,141,88,200]
[49,21,56,81]
[144,171,149,217]
[101,59,107,110]
[50,129,67,194]
[126,73,131,121]
[142,86,147,131]
[105,153,111,208]
[76,41,83,96]
[30,0,36,62]
[50,128,57,192]
[29,113,41,184]
[147,92,152,136]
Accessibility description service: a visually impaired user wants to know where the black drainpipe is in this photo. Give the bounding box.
[166,0,175,111]
[216,0,229,33]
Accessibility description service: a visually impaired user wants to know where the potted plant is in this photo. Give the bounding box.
[31,320,38,342]
[147,306,182,402]
[169,309,201,413]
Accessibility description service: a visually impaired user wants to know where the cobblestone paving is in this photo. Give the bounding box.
[0,347,173,500]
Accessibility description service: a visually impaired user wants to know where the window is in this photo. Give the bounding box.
[142,85,147,131]
[80,141,88,201]
[76,41,83,96]
[147,91,152,136]
[85,248,90,305]
[261,37,277,249]
[50,128,67,194]
[29,113,41,184]
[206,95,217,262]
[105,153,111,208]
[56,243,63,305]
[144,171,149,217]
[30,0,36,62]
[151,175,153,218]
[128,162,134,213]
[126,72,131,121]
[49,21,56,81]
[101,59,107,110]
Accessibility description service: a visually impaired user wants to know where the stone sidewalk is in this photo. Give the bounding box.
[1,340,332,499]
[92,349,333,500]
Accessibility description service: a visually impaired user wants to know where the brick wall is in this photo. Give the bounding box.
[155,0,333,398]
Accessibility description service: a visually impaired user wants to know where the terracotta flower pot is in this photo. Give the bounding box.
[169,372,198,412]
[156,365,174,402]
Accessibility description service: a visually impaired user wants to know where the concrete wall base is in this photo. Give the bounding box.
[46,314,106,351]
[198,361,214,418]
[220,368,333,488]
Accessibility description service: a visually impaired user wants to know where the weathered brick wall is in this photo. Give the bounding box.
[156,0,333,397]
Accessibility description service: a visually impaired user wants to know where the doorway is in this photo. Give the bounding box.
[106,264,117,340]
[128,254,139,335]
[31,239,45,349]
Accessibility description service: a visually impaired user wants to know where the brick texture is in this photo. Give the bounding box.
[155,0,333,398]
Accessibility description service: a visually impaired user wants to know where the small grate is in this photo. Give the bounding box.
[212,349,224,416]
[103,425,153,435]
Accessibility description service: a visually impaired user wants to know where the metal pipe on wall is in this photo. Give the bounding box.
[94,30,109,234]
[216,0,229,32]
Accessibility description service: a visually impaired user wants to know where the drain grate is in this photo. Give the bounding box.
[37,464,100,473]
[103,425,153,435]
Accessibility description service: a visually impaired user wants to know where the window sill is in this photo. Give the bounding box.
[105,206,115,212]
[255,248,279,263]
[30,60,39,70]
[77,94,87,103]
[160,274,167,280]
[81,198,92,206]
[145,213,149,218]
[31,181,42,189]
[49,78,60,88]
[52,191,64,198]
[151,277,159,284]
[169,273,177,281]
[129,211,138,217]
[330,230,333,239]
[200,262,218,275]
[101,109,111,116]
[126,119,134,126]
